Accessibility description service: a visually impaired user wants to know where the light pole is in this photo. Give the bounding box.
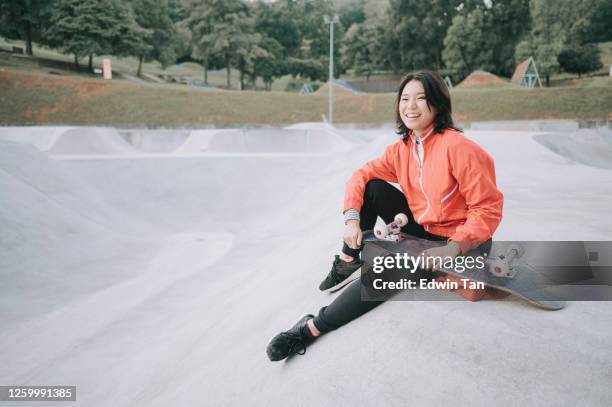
[323,14,339,124]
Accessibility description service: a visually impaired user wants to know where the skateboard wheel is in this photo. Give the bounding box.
[394,213,408,227]
[506,244,525,260]
[374,224,388,239]
[489,259,516,278]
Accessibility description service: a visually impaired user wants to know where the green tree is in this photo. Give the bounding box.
[212,3,254,89]
[564,0,604,45]
[363,0,389,26]
[441,0,530,79]
[385,0,460,72]
[46,0,101,69]
[251,0,301,86]
[253,0,299,56]
[584,0,612,42]
[514,0,566,86]
[110,2,152,62]
[232,31,268,90]
[130,0,187,76]
[338,0,366,28]
[185,0,218,84]
[253,37,285,90]
[287,57,325,81]
[487,0,531,77]
[443,8,497,81]
[341,23,380,80]
[187,0,254,89]
[287,0,339,80]
[338,0,390,79]
[558,44,603,78]
[0,0,53,56]
[291,0,336,61]
[167,0,189,23]
[253,0,341,82]
[514,0,605,86]
[46,0,150,70]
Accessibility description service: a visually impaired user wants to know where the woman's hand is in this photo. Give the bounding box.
[343,219,362,250]
[421,241,461,271]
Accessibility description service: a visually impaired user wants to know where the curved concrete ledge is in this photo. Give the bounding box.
[533,128,612,169]
[1,123,612,406]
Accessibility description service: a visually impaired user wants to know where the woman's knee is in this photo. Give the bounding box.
[364,179,392,197]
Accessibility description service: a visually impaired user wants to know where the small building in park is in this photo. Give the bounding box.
[511,57,542,88]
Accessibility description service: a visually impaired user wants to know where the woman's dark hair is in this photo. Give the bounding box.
[395,70,460,143]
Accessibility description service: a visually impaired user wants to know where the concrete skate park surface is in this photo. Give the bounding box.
[1,121,611,406]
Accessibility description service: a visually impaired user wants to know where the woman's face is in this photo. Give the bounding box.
[398,80,436,135]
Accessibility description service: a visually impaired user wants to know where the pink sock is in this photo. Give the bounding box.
[307,319,321,337]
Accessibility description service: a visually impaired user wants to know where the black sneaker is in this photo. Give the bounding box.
[318,255,363,292]
[267,314,316,361]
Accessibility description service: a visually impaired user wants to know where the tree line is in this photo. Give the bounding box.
[1,0,610,89]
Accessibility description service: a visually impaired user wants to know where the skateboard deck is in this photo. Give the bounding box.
[362,231,573,310]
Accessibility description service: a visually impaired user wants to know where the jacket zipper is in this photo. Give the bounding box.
[413,130,432,224]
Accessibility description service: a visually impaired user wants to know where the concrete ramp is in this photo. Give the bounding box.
[47,127,137,155]
[0,141,158,326]
[203,128,350,153]
[285,121,353,152]
[171,126,352,154]
[92,124,353,155]
[465,129,612,240]
[470,120,579,132]
[533,127,612,169]
[119,129,191,153]
[0,126,74,150]
[0,141,140,231]
[1,125,612,407]
[173,129,224,153]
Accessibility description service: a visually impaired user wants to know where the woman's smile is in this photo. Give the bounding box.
[398,80,436,134]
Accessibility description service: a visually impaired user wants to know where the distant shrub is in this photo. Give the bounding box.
[558,44,603,78]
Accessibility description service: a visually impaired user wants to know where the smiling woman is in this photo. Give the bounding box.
[398,79,437,134]
[266,70,505,362]
[395,71,459,141]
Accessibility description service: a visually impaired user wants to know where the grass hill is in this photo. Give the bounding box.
[1,38,611,126]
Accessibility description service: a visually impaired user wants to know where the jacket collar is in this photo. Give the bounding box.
[410,123,435,143]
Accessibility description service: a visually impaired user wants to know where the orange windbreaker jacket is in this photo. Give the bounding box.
[344,125,504,253]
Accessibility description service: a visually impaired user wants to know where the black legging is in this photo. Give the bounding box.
[313,179,447,333]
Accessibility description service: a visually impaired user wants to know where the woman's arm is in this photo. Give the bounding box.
[343,143,400,213]
[448,138,504,254]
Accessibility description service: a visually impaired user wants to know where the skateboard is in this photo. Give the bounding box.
[361,215,568,310]
[373,214,408,240]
